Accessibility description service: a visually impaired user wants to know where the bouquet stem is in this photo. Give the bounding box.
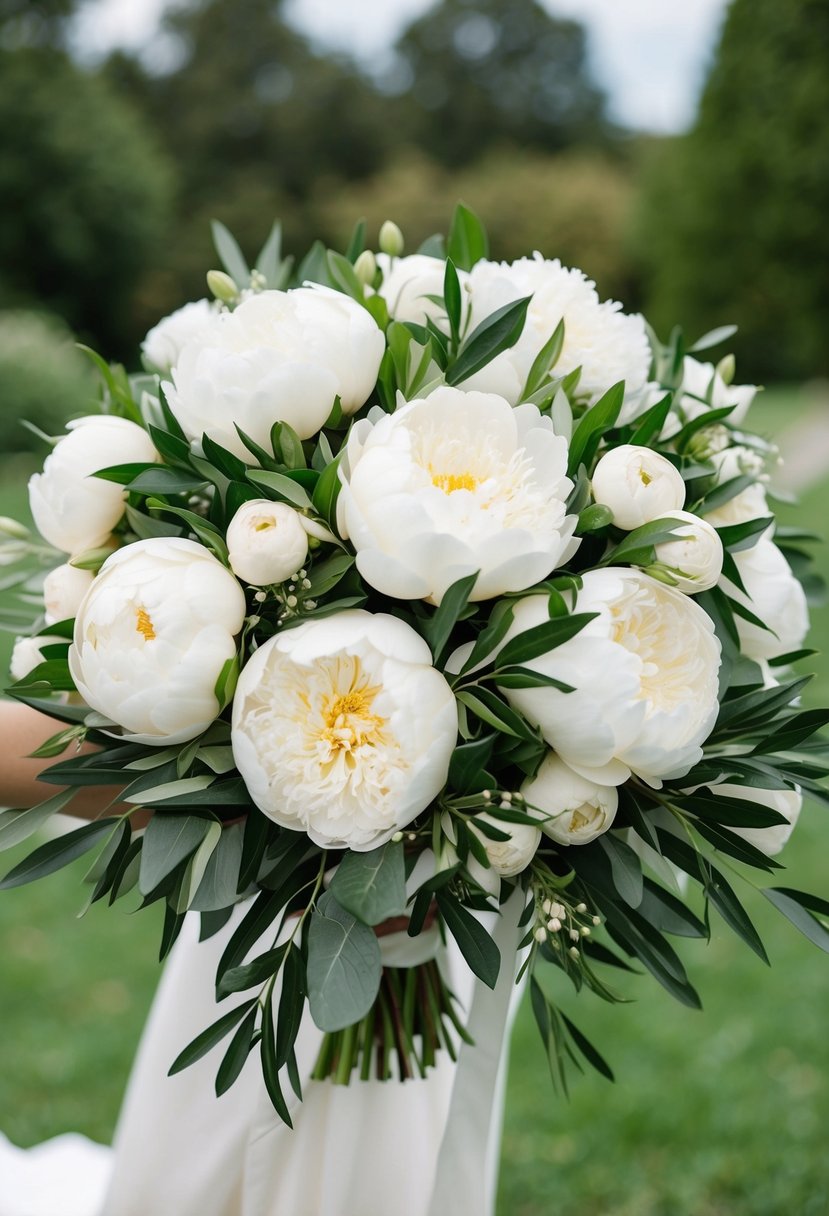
[312,960,473,1085]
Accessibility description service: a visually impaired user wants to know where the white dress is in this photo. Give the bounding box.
[1,894,523,1216]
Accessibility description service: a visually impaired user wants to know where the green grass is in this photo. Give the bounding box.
[1,392,829,1214]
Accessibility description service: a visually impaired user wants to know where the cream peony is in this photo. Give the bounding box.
[43,562,95,624]
[591,444,686,531]
[164,287,384,458]
[141,298,217,376]
[708,782,801,857]
[653,510,724,593]
[720,536,809,661]
[469,812,541,876]
[337,388,578,604]
[28,416,157,555]
[376,253,467,328]
[463,254,652,407]
[231,610,458,851]
[226,500,309,587]
[701,445,770,530]
[498,569,721,787]
[69,538,246,745]
[522,754,618,845]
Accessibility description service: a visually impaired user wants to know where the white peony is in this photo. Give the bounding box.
[522,754,618,845]
[226,500,309,587]
[653,510,724,593]
[164,287,384,458]
[141,298,217,376]
[591,444,686,531]
[337,387,578,604]
[463,254,652,407]
[720,536,809,661]
[707,783,802,857]
[468,812,541,876]
[28,416,158,555]
[376,253,467,328]
[701,445,770,530]
[69,538,247,745]
[10,635,54,682]
[43,562,95,624]
[676,356,756,427]
[231,610,458,851]
[498,568,721,787]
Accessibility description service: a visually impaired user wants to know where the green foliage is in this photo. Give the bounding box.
[638,0,829,380]
[0,48,172,357]
[0,310,95,452]
[394,0,607,166]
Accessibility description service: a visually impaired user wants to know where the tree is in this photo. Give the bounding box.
[638,0,829,380]
[0,49,172,356]
[393,0,608,166]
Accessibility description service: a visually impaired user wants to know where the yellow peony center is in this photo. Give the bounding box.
[639,468,653,486]
[430,469,478,494]
[569,808,591,832]
[320,684,387,752]
[135,607,156,641]
[254,519,275,531]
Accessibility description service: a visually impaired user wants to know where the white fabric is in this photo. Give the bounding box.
[0,1133,110,1216]
[1,897,524,1216]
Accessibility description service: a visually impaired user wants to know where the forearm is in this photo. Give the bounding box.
[0,699,130,820]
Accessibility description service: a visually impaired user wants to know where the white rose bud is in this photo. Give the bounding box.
[226,500,309,587]
[591,444,686,531]
[522,754,618,846]
[28,416,158,556]
[469,812,541,877]
[43,563,95,624]
[653,510,724,593]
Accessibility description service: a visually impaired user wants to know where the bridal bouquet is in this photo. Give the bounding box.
[2,206,828,1119]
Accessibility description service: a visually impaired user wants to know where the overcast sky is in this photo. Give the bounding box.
[72,0,732,133]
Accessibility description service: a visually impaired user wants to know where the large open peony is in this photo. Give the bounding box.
[231,610,458,851]
[499,568,721,786]
[164,286,384,458]
[464,254,652,408]
[337,387,577,604]
[69,537,246,745]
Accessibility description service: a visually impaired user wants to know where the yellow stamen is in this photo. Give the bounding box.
[431,470,477,494]
[569,809,590,832]
[639,469,653,486]
[135,607,156,641]
[321,685,386,750]
[254,519,275,531]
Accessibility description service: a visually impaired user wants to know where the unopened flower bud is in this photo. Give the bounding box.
[379,220,404,257]
[716,353,736,386]
[534,927,547,943]
[206,269,240,305]
[353,249,377,286]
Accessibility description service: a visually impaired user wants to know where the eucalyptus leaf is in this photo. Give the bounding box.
[328,841,406,926]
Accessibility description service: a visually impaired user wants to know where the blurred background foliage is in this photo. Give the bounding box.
[0,0,825,411]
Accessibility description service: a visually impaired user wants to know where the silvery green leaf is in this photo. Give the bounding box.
[0,790,75,852]
[328,841,406,926]
[138,814,212,894]
[306,891,381,1032]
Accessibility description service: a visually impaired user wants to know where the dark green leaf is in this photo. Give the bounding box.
[567,382,624,477]
[446,297,530,387]
[215,1005,258,1096]
[446,202,489,270]
[0,819,118,889]
[436,890,500,988]
[169,997,257,1075]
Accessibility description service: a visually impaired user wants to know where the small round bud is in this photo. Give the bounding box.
[569,929,580,942]
[592,915,601,926]
[542,898,552,916]
[716,353,736,386]
[534,927,547,943]
[206,269,239,305]
[392,831,404,843]
[550,917,562,932]
[379,220,404,257]
[576,903,588,913]
[569,946,580,959]
[580,926,591,938]
[254,590,267,603]
[353,249,377,286]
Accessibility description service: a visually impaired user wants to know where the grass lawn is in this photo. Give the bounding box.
[1,389,828,1214]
